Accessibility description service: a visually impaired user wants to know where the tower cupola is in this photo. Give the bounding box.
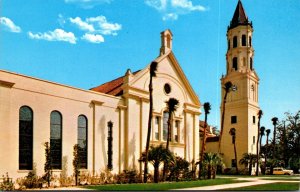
[160,29,173,56]
[228,0,252,30]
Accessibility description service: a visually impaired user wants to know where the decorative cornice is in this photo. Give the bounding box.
[0,80,15,88]
[91,100,104,106]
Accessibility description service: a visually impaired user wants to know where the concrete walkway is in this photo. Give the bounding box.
[175,176,300,190]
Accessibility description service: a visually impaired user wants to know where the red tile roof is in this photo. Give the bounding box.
[90,70,140,96]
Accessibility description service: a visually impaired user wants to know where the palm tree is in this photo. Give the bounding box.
[229,128,238,174]
[265,129,271,174]
[259,126,265,174]
[203,152,223,179]
[270,117,278,175]
[199,102,211,179]
[147,144,173,183]
[256,110,263,176]
[163,97,179,180]
[239,153,256,175]
[218,81,232,153]
[144,61,158,183]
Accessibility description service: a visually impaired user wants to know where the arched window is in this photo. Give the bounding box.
[249,36,252,47]
[50,111,62,169]
[228,40,230,50]
[250,57,253,70]
[233,36,238,48]
[78,115,88,169]
[242,35,246,46]
[232,57,238,71]
[19,106,33,170]
[163,112,169,141]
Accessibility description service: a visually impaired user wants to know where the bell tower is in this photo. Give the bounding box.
[220,0,260,170]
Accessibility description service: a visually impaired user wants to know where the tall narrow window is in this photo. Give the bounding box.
[253,116,256,124]
[78,115,88,169]
[163,112,169,141]
[233,36,237,48]
[253,136,255,144]
[232,57,238,71]
[19,106,33,170]
[174,120,179,143]
[249,36,252,47]
[250,58,253,70]
[50,111,62,169]
[154,116,160,140]
[242,35,246,46]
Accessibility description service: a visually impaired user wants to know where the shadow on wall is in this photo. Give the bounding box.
[128,133,137,170]
[186,122,190,161]
[60,156,69,187]
[99,116,107,168]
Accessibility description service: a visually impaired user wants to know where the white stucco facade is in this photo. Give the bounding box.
[0,29,201,180]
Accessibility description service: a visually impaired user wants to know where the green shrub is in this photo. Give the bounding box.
[16,171,43,189]
[0,173,14,191]
[114,170,141,184]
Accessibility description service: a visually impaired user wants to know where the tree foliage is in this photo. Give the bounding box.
[262,110,300,174]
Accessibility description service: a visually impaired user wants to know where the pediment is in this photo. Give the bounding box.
[127,51,200,107]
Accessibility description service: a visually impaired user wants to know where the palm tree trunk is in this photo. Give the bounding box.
[144,76,153,183]
[249,159,252,175]
[199,113,208,179]
[271,124,276,175]
[265,135,269,174]
[163,116,172,181]
[154,164,159,183]
[207,165,211,179]
[256,119,260,176]
[218,92,228,153]
[233,141,238,174]
[259,135,263,174]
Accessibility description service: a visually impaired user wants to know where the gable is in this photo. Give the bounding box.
[128,51,200,107]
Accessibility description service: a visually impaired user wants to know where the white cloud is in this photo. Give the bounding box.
[70,17,95,32]
[65,0,113,9]
[145,0,167,11]
[145,0,207,21]
[58,14,66,27]
[0,17,21,33]
[82,33,104,43]
[171,0,205,11]
[163,13,178,21]
[28,29,77,44]
[69,16,121,36]
[87,16,121,35]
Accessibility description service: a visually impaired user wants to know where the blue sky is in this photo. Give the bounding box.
[1,0,299,136]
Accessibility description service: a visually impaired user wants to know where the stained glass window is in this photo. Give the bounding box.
[19,106,33,170]
[50,111,62,169]
[78,115,87,169]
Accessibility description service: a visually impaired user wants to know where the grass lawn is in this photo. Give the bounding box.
[84,178,246,191]
[222,182,300,191]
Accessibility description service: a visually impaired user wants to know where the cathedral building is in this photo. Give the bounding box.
[0,0,260,180]
[0,29,201,180]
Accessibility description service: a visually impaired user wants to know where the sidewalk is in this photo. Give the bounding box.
[175,176,300,190]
